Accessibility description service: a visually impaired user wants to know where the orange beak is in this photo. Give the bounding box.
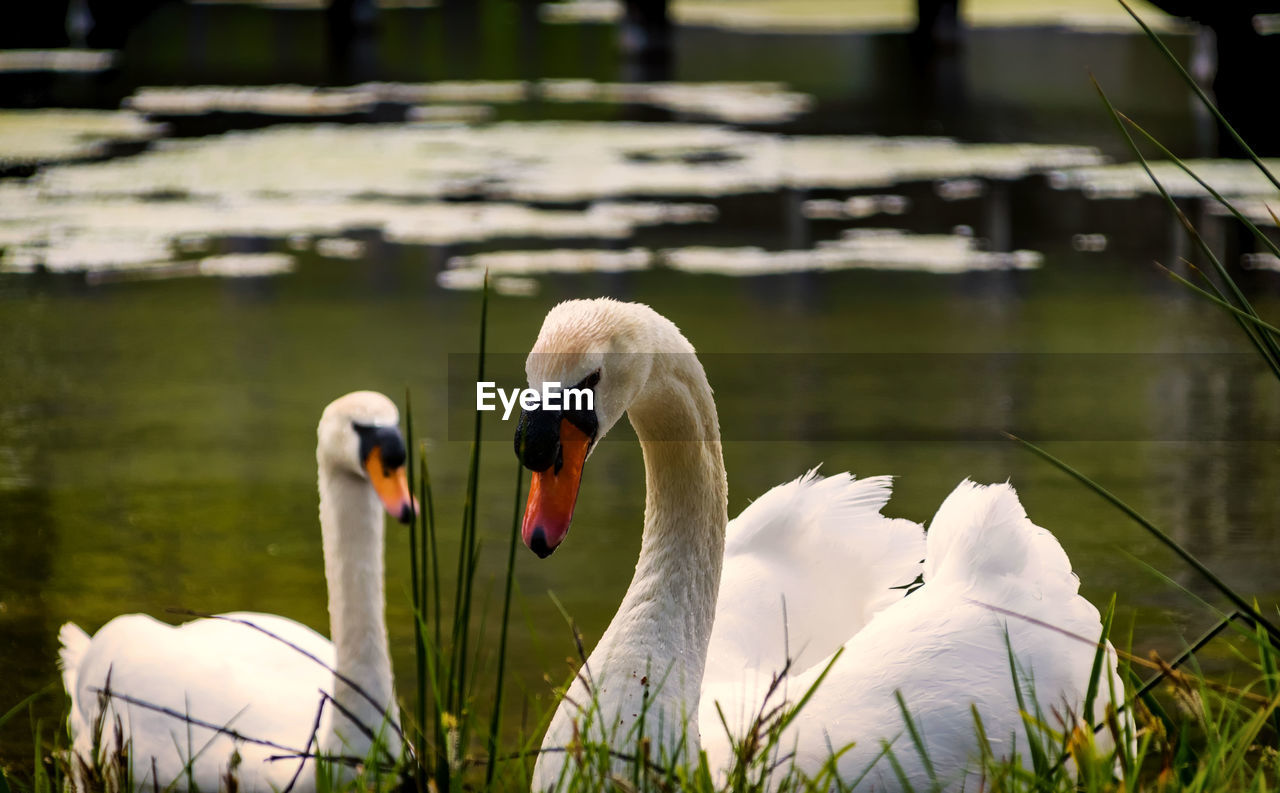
[364,450,416,524]
[521,420,591,558]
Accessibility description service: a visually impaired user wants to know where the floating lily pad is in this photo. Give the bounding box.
[0,49,116,73]
[126,85,378,116]
[407,104,496,123]
[197,252,294,277]
[1054,159,1280,227]
[663,229,1041,275]
[125,79,813,125]
[444,247,653,276]
[314,237,367,259]
[1222,198,1280,228]
[802,194,910,220]
[538,80,812,124]
[31,122,1103,203]
[0,186,717,274]
[1242,253,1280,272]
[440,229,1040,281]
[0,109,164,169]
[437,269,540,296]
[4,119,1098,276]
[1053,159,1280,201]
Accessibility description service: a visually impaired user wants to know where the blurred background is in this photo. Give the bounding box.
[2,0,1279,777]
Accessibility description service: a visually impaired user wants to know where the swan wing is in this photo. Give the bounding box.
[708,470,925,678]
[778,480,1124,790]
[922,480,1127,747]
[700,470,924,769]
[63,612,335,792]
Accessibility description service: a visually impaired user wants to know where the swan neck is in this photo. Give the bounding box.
[317,466,398,757]
[610,352,728,746]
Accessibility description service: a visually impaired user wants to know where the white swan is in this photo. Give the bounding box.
[512,299,1125,791]
[59,391,414,792]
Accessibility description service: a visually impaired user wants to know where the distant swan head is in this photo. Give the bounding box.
[318,390,415,524]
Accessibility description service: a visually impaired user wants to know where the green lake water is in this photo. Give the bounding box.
[4,256,1279,765]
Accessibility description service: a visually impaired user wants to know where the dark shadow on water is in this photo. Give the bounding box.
[0,485,58,774]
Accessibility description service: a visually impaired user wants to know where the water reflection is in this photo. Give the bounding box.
[0,486,56,764]
[0,294,58,766]
[1151,354,1280,602]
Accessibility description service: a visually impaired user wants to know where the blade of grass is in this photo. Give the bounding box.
[1133,612,1242,701]
[1118,114,1280,263]
[453,271,491,785]
[880,742,917,793]
[404,391,426,793]
[1003,630,1050,778]
[1084,596,1117,725]
[776,647,844,735]
[1256,615,1280,743]
[1115,0,1280,192]
[1,689,49,730]
[415,441,448,790]
[483,457,524,787]
[417,440,438,651]
[970,705,992,767]
[1155,262,1280,336]
[1005,432,1280,643]
[1090,74,1280,377]
[893,691,937,787]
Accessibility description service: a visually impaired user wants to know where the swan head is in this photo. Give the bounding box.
[515,299,691,557]
[318,391,416,524]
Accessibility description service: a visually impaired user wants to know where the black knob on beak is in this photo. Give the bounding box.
[527,525,555,558]
[515,407,561,473]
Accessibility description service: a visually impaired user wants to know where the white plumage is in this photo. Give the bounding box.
[59,391,410,792]
[59,613,341,790]
[713,477,1122,791]
[700,469,925,753]
[521,299,1125,791]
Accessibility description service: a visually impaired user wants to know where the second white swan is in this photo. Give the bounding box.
[60,391,413,792]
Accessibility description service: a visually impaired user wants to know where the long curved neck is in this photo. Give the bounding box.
[317,467,398,758]
[595,351,728,753]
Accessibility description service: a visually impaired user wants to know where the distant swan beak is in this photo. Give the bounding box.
[364,450,416,524]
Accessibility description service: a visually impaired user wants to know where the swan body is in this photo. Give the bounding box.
[709,477,1118,790]
[514,299,1124,791]
[59,391,414,792]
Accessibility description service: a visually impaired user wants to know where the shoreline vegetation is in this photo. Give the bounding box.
[4,2,1279,791]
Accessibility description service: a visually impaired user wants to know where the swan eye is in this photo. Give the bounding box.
[563,372,599,441]
[353,423,407,471]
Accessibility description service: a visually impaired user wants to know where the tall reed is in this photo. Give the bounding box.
[401,275,529,791]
